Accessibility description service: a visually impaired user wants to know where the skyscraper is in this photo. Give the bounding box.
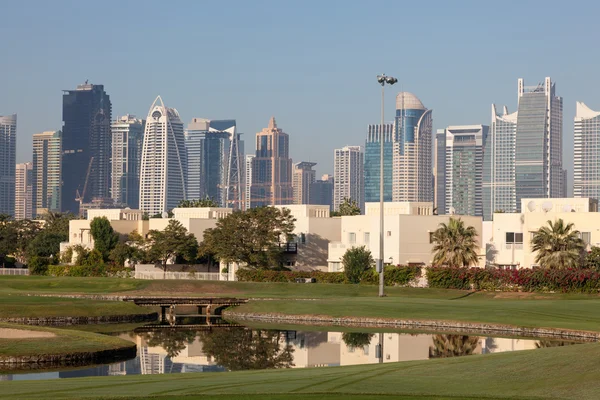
[483,105,518,220]
[434,129,446,214]
[515,77,563,209]
[61,83,112,214]
[111,115,145,209]
[15,162,33,220]
[436,125,488,217]
[574,101,600,199]
[292,162,317,204]
[244,155,254,211]
[0,115,16,217]
[310,174,334,210]
[393,92,433,202]
[333,146,364,211]
[250,117,293,207]
[185,118,243,208]
[364,123,394,203]
[32,130,62,216]
[139,96,187,216]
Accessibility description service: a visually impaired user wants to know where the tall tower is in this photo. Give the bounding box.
[333,146,364,211]
[292,162,317,204]
[364,123,394,203]
[111,115,145,208]
[483,105,518,220]
[32,130,62,216]
[139,96,187,216]
[439,125,488,217]
[574,102,600,199]
[185,119,243,208]
[434,129,446,214]
[250,117,293,207]
[244,154,254,211]
[310,174,334,210]
[515,77,563,209]
[393,92,433,202]
[61,83,112,214]
[0,114,16,217]
[15,162,33,220]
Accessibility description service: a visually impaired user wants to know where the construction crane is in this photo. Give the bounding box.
[75,157,94,218]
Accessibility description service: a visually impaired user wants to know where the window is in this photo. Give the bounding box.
[506,232,523,244]
[581,232,591,246]
[387,231,391,237]
[364,232,370,243]
[429,232,434,244]
[348,232,356,244]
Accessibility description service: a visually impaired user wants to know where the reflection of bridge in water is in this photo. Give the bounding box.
[122,297,248,326]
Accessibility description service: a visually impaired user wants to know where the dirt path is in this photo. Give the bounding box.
[0,328,55,339]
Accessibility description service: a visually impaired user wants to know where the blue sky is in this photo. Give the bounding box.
[2,0,600,188]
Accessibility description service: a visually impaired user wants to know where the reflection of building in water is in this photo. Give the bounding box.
[288,331,340,368]
[481,337,538,354]
[0,375,13,381]
[59,365,109,378]
[109,357,141,376]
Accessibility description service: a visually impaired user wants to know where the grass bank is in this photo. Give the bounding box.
[2,342,600,399]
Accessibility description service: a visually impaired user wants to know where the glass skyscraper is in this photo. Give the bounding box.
[0,114,16,217]
[111,115,145,209]
[364,123,393,203]
[574,101,600,199]
[32,130,62,216]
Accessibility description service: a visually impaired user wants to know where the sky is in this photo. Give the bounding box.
[2,0,600,191]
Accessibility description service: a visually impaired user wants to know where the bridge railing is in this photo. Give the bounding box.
[0,268,29,276]
[134,271,225,281]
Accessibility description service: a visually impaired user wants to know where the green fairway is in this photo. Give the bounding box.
[1,342,599,400]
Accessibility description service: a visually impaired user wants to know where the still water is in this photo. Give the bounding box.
[0,321,577,381]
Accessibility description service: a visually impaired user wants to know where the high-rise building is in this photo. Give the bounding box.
[436,125,488,217]
[244,155,254,211]
[15,162,33,220]
[139,96,187,216]
[333,146,364,211]
[0,114,16,217]
[483,105,518,220]
[515,77,563,209]
[393,92,433,202]
[292,162,317,204]
[250,117,293,207]
[111,115,145,209]
[32,130,62,216]
[364,123,394,203]
[185,118,243,208]
[61,83,112,214]
[574,101,600,199]
[310,174,334,210]
[434,129,446,214]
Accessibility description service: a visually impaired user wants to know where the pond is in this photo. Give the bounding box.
[0,317,579,381]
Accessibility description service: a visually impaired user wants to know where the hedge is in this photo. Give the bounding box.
[426,266,600,293]
[47,264,132,278]
[236,265,421,286]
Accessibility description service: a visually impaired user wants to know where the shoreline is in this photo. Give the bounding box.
[0,312,158,326]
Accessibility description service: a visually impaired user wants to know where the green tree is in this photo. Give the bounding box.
[0,214,17,266]
[342,332,374,349]
[431,217,479,268]
[109,242,134,267]
[584,246,600,271]
[202,207,296,270]
[178,196,219,208]
[28,256,51,275]
[147,220,199,273]
[139,330,197,359]
[331,198,361,217]
[12,219,42,264]
[27,231,65,260]
[90,217,119,261]
[531,219,585,269]
[342,246,374,284]
[41,211,75,237]
[428,334,480,358]
[127,230,151,265]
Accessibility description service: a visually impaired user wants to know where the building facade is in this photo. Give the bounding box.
[393,92,433,202]
[310,174,334,210]
[61,83,112,214]
[436,125,488,216]
[574,101,600,199]
[0,114,16,217]
[364,123,394,203]
[32,130,62,216]
[15,162,33,220]
[434,129,446,214]
[292,162,317,205]
[139,96,187,216]
[515,77,563,209]
[111,115,145,209]
[244,155,254,211]
[185,119,243,208]
[333,146,364,211]
[250,117,293,207]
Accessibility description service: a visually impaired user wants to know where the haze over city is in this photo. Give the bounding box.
[3,0,600,188]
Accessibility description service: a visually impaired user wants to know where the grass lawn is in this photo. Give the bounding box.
[2,342,600,400]
[0,323,134,358]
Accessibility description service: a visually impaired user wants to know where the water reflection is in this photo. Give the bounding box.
[1,326,579,380]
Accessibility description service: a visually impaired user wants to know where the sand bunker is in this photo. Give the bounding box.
[0,328,56,339]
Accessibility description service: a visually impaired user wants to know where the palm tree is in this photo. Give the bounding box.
[531,219,585,269]
[431,217,479,267]
[428,334,480,358]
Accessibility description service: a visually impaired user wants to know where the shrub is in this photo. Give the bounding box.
[28,256,50,275]
[342,246,374,284]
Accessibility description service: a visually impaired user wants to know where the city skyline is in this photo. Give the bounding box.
[3,1,600,187]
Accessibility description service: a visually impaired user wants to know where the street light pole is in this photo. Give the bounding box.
[376,74,397,297]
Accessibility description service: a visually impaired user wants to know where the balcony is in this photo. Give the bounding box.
[279,242,298,254]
